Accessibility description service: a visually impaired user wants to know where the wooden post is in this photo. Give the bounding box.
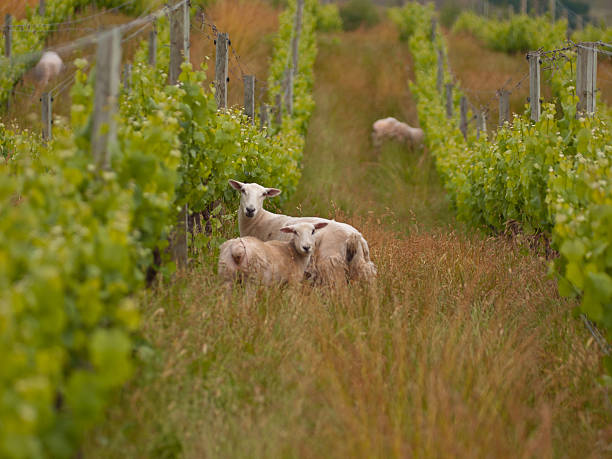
[41,92,52,141]
[123,63,132,92]
[39,0,45,16]
[527,51,541,122]
[169,0,189,85]
[549,0,555,22]
[243,75,255,123]
[274,93,282,125]
[169,1,190,271]
[291,0,304,74]
[521,0,527,14]
[437,48,444,94]
[576,42,597,116]
[215,32,229,109]
[148,20,157,67]
[283,67,293,116]
[445,83,453,118]
[260,103,269,131]
[92,28,121,169]
[4,14,12,60]
[498,89,510,126]
[460,96,468,140]
[430,17,436,42]
[476,109,487,139]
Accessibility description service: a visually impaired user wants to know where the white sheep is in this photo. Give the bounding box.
[218,221,328,286]
[372,117,424,150]
[228,179,377,285]
[33,51,64,88]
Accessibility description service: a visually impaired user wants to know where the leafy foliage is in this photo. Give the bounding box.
[452,10,568,53]
[0,2,316,457]
[391,2,612,362]
[0,0,146,111]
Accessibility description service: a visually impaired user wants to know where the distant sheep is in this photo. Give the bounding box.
[372,117,424,150]
[33,52,64,88]
[218,221,328,287]
[228,180,377,285]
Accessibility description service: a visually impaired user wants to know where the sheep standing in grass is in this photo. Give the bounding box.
[228,180,377,285]
[372,117,424,151]
[33,52,64,89]
[218,222,328,286]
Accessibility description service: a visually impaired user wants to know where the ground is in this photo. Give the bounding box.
[80,10,611,458]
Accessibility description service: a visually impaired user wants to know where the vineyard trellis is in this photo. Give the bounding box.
[391,2,612,373]
[0,0,317,456]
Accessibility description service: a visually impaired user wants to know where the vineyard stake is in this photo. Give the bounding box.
[169,0,189,85]
[92,28,121,169]
[39,0,45,16]
[498,89,510,126]
[169,0,190,271]
[445,83,453,118]
[215,32,229,109]
[291,0,304,74]
[148,20,157,67]
[243,75,255,124]
[521,0,526,14]
[437,48,443,94]
[4,14,11,60]
[41,92,52,142]
[477,109,487,139]
[527,51,541,122]
[460,96,468,140]
[576,42,597,116]
[274,93,282,125]
[123,63,132,92]
[283,67,293,116]
[260,103,269,132]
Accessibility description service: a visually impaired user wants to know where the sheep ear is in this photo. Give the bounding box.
[265,188,281,197]
[314,222,328,231]
[228,179,244,191]
[280,226,295,234]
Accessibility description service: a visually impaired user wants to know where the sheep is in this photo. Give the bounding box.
[228,179,377,285]
[33,52,64,89]
[372,117,424,151]
[218,221,328,286]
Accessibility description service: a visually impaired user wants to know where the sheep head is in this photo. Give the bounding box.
[229,179,281,219]
[280,222,328,255]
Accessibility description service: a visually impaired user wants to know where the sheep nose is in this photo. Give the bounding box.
[245,207,255,217]
[302,245,310,253]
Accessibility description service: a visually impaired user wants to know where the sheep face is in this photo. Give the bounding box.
[280,222,328,255]
[229,179,281,219]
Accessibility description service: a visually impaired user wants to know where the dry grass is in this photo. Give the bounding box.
[84,215,610,458]
[1,0,39,19]
[82,16,612,458]
[190,0,279,109]
[446,30,612,117]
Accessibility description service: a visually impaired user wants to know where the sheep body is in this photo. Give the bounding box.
[229,180,377,285]
[33,52,64,88]
[218,222,327,286]
[372,117,424,150]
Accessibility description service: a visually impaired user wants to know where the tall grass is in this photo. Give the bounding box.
[84,18,610,458]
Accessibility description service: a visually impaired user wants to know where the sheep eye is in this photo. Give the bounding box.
[311,229,315,235]
[240,189,245,194]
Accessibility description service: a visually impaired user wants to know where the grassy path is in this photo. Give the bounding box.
[85,21,610,459]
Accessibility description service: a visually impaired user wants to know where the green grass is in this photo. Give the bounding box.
[83,16,611,459]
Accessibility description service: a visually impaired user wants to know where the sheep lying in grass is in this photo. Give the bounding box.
[228,179,377,285]
[218,221,328,286]
[372,117,424,150]
[34,52,64,88]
